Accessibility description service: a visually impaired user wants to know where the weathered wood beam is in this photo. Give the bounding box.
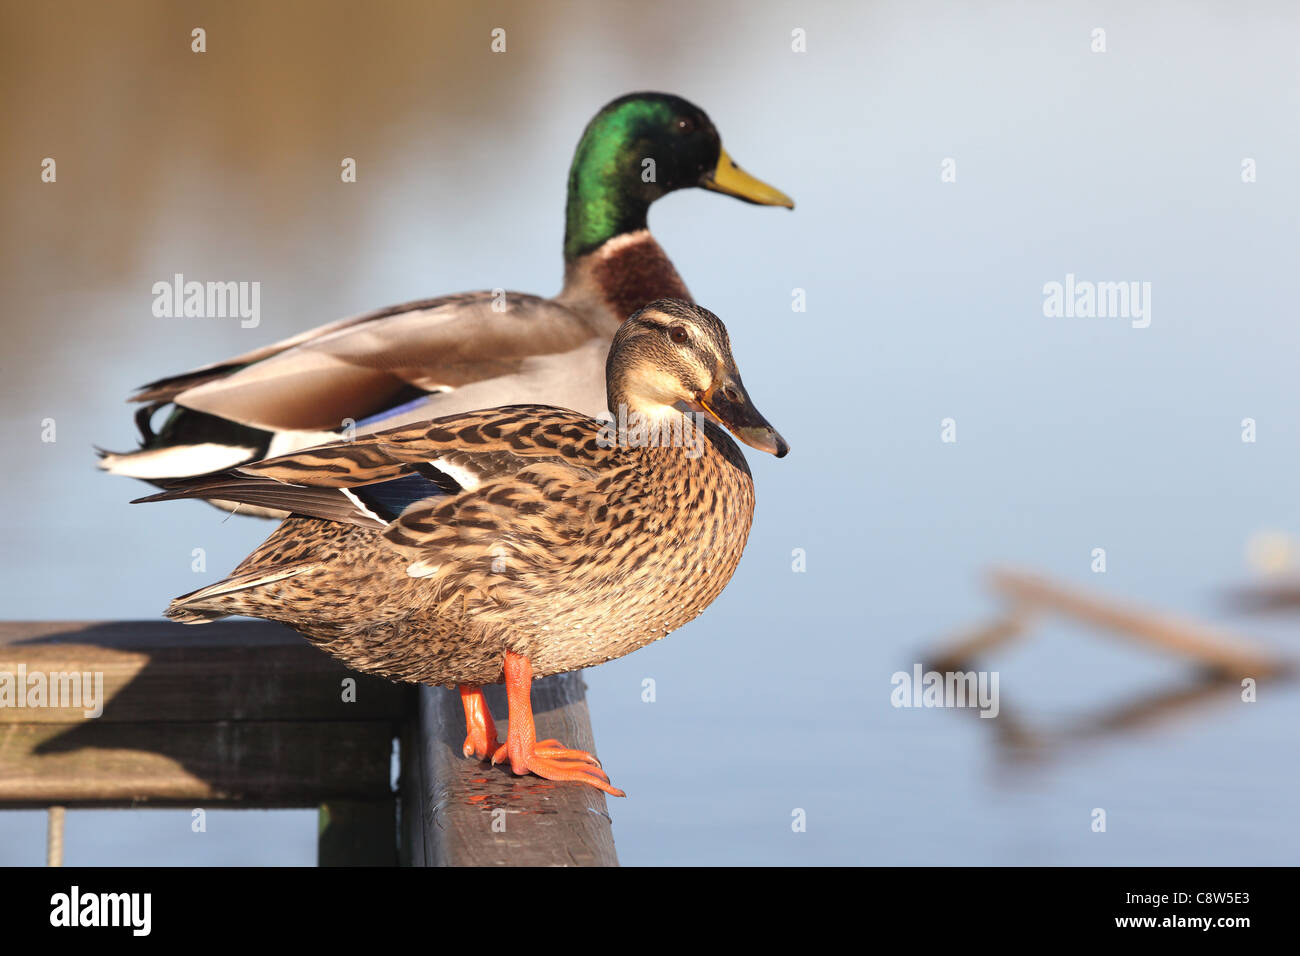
[319,799,398,866]
[402,678,618,867]
[0,621,413,723]
[987,568,1290,677]
[1,621,620,865]
[0,719,396,807]
[925,609,1034,672]
[0,620,414,807]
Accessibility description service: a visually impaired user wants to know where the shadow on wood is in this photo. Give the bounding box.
[0,621,413,807]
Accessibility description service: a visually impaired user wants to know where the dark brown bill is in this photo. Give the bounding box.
[697,377,790,458]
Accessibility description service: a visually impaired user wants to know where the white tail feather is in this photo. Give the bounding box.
[99,443,257,479]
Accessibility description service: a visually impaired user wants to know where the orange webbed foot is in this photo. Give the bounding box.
[463,728,501,761]
[535,739,602,768]
[459,684,501,760]
[491,740,624,798]
[492,651,626,798]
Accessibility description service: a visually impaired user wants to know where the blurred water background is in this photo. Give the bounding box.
[2,0,1298,865]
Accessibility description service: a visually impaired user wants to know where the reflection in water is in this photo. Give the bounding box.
[924,566,1294,766]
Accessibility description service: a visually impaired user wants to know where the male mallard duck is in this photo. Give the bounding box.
[137,300,788,796]
[102,92,792,513]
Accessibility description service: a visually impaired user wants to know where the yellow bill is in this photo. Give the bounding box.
[700,147,795,208]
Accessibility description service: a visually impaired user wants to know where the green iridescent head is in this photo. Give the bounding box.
[563,92,793,262]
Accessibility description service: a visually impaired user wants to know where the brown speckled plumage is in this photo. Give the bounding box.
[145,301,786,691]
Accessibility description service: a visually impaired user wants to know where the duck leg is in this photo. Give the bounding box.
[490,650,625,797]
[459,685,501,759]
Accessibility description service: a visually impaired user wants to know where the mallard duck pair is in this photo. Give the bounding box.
[101,92,792,501]
[141,300,788,796]
[119,93,795,796]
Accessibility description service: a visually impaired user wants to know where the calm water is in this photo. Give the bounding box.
[2,1,1298,865]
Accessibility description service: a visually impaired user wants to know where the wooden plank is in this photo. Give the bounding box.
[1227,580,1300,612]
[0,620,304,649]
[397,718,425,867]
[925,610,1034,672]
[47,806,65,867]
[0,720,396,808]
[404,678,618,867]
[0,621,414,723]
[1,621,618,864]
[318,799,398,866]
[987,568,1290,677]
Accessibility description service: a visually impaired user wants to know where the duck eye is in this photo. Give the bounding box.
[676,117,695,134]
[669,326,689,344]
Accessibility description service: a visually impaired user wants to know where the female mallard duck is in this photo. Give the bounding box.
[102,92,792,511]
[138,300,788,796]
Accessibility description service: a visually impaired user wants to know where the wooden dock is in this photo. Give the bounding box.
[0,621,617,866]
